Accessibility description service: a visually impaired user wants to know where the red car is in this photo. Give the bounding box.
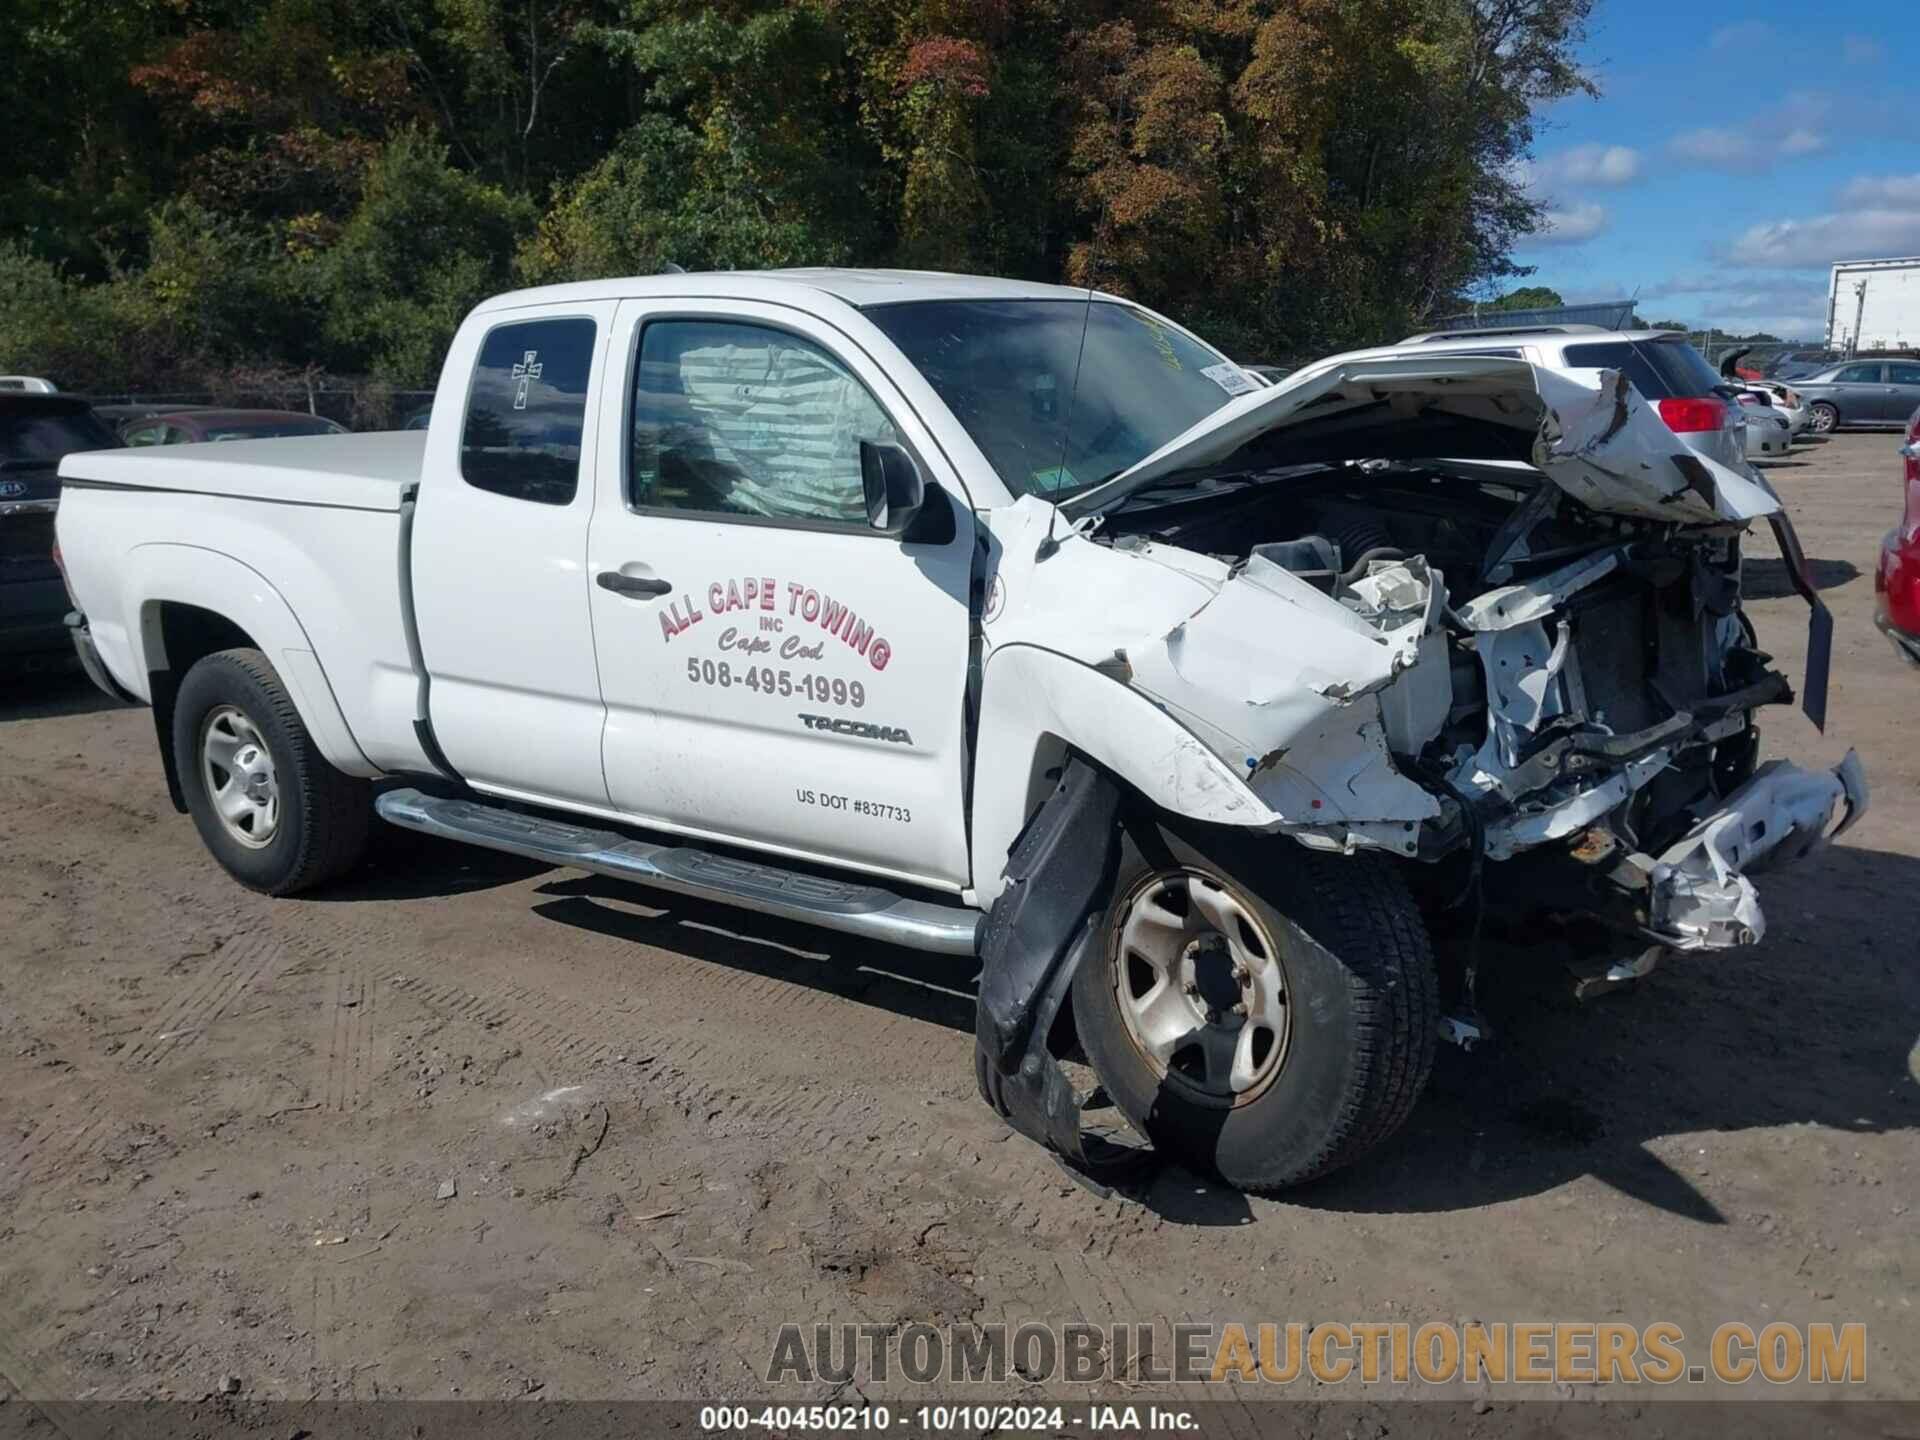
[117,408,347,446]
[1877,402,1920,664]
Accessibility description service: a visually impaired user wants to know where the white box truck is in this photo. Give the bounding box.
[1828,257,1920,352]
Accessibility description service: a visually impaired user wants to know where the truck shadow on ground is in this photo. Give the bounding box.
[373,836,1919,1229]
[1741,556,1861,599]
[1288,838,1920,1223]
[0,665,130,723]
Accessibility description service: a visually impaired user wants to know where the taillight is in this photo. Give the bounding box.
[1657,396,1732,433]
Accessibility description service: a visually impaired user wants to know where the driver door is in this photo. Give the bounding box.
[585,299,977,892]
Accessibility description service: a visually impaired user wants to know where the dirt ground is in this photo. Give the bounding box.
[1,432,1915,1426]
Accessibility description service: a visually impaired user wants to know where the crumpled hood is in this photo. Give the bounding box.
[1066,353,1779,527]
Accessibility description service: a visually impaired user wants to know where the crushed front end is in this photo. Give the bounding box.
[1071,359,1867,975]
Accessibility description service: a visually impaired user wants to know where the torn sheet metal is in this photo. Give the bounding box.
[1077,353,1781,530]
[1646,752,1867,950]
[1530,368,1779,525]
[1124,554,1449,831]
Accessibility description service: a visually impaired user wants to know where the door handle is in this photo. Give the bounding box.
[597,571,672,598]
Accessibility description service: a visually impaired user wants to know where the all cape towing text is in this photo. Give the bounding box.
[657,575,897,671]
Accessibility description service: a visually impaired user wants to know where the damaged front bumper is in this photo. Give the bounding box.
[1636,751,1867,950]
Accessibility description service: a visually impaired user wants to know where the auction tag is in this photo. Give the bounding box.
[1202,362,1259,396]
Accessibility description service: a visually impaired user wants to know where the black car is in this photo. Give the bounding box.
[1,394,121,667]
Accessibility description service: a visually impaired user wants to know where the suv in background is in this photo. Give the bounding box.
[1386,325,1750,472]
[2,393,120,668]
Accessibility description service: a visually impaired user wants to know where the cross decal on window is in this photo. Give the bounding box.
[511,350,543,410]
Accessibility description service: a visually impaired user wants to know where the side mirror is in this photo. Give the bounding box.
[860,439,926,535]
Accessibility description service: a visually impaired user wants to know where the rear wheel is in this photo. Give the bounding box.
[1810,401,1839,434]
[1072,817,1437,1191]
[172,648,370,895]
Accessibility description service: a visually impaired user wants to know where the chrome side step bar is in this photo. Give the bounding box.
[374,787,984,956]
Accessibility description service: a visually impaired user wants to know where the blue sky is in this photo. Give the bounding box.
[1502,0,1919,338]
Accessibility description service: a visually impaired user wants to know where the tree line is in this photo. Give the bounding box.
[1,0,1595,401]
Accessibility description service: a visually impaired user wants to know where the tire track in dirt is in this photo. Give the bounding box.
[378,968,1155,1250]
[320,957,379,1113]
[118,931,288,1069]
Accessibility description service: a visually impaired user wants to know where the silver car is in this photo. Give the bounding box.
[1794,359,1920,433]
[1383,325,1750,472]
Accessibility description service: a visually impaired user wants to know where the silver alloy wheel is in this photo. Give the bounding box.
[1110,869,1291,1102]
[200,704,280,849]
[1811,403,1838,434]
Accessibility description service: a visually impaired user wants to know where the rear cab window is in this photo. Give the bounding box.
[461,316,598,505]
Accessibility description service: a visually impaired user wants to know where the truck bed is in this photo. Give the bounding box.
[59,431,423,511]
[56,431,431,777]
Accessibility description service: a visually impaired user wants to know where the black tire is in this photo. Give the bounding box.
[1072,816,1437,1191]
[171,647,370,895]
[1810,401,1839,434]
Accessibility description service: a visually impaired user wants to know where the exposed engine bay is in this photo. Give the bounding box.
[1102,459,1771,852]
[1084,453,1861,964]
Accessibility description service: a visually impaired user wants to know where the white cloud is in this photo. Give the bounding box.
[1531,202,1609,246]
[1728,210,1920,267]
[1531,143,1642,188]
[1670,126,1825,173]
[1839,173,1920,208]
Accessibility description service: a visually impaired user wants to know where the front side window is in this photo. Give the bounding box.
[867,299,1240,499]
[1835,363,1883,383]
[630,319,896,525]
[461,317,597,505]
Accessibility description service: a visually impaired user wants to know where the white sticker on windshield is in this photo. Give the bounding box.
[1202,362,1258,396]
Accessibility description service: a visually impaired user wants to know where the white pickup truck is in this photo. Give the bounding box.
[56,269,1865,1190]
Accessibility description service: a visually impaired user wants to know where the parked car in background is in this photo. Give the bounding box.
[1738,393,1792,458]
[1794,360,1920,434]
[1877,403,1920,665]
[401,405,434,431]
[1742,380,1811,436]
[1387,324,1750,471]
[2,393,120,667]
[1721,349,1810,437]
[119,409,348,445]
[0,376,61,394]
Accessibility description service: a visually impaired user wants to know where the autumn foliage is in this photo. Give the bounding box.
[1,0,1594,390]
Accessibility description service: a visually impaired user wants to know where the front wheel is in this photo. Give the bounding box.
[1072,819,1437,1191]
[1809,401,1839,434]
[172,648,370,895]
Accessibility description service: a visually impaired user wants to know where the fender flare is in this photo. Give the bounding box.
[124,543,376,780]
[969,643,1273,907]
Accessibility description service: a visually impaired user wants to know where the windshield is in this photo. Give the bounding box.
[864,299,1248,499]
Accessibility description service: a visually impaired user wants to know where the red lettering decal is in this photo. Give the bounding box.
[786,581,805,615]
[847,618,872,655]
[870,639,891,672]
[761,576,776,610]
[821,597,846,634]
[708,582,725,614]
[802,588,821,622]
[658,608,680,641]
